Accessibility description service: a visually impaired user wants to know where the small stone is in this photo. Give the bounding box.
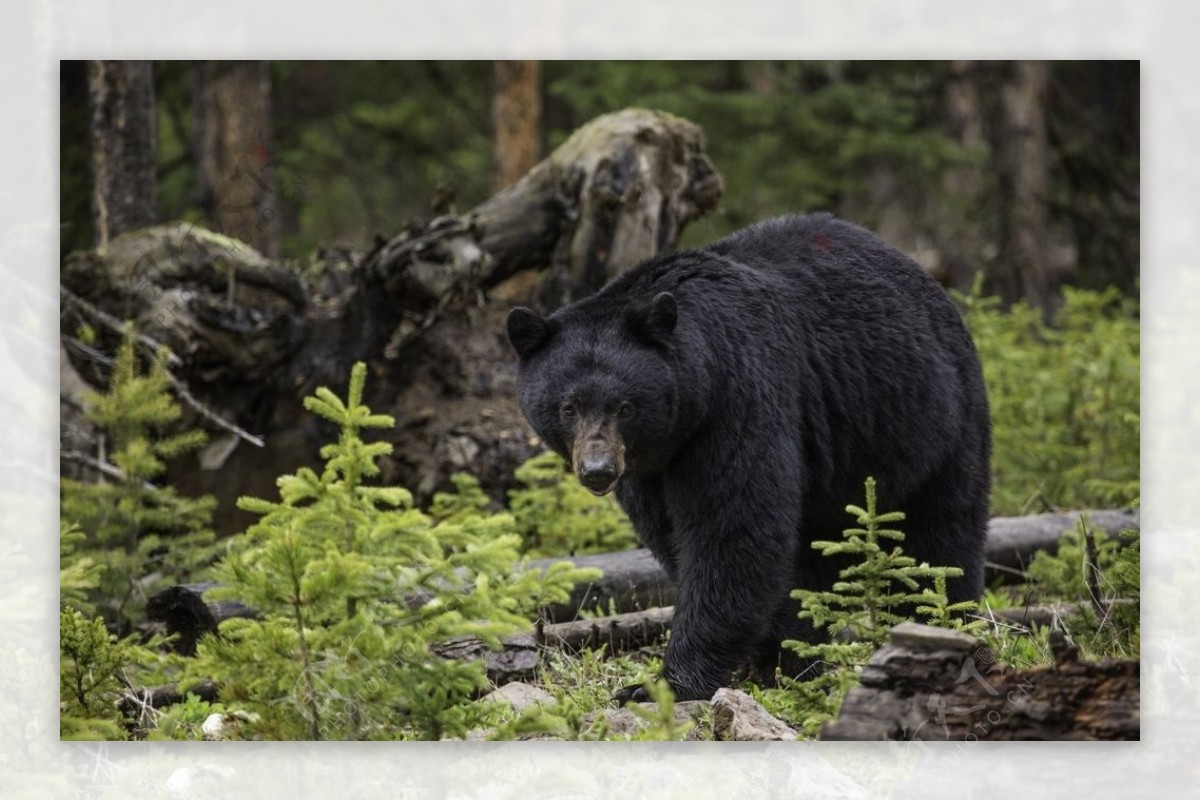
[200,712,225,740]
[445,434,481,468]
[711,688,796,741]
[483,681,557,712]
[888,621,979,654]
[582,700,709,739]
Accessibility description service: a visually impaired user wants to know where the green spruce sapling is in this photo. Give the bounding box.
[60,324,216,634]
[189,362,597,740]
[768,477,977,737]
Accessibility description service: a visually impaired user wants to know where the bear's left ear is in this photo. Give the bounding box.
[507,307,557,359]
[627,291,677,345]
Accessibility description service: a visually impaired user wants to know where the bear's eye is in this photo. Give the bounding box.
[618,401,634,419]
[560,404,576,420]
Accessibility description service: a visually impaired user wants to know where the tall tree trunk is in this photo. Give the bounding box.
[936,60,986,293]
[88,60,156,246]
[990,60,1053,313]
[194,61,280,258]
[492,61,542,192]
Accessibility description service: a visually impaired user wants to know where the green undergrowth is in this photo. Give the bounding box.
[957,280,1139,516]
[180,362,598,740]
[59,283,1139,740]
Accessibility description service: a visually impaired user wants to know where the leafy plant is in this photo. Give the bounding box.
[59,609,131,740]
[149,693,227,741]
[957,279,1139,515]
[765,477,978,737]
[186,362,598,740]
[508,451,637,556]
[60,325,216,633]
[1026,516,1140,659]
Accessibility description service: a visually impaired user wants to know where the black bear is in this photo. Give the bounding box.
[506,213,991,703]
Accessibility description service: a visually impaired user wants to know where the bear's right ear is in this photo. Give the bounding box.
[627,291,677,346]
[507,307,557,359]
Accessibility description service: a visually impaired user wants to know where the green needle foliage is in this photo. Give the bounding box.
[508,451,637,556]
[59,521,103,616]
[769,477,977,737]
[791,477,963,647]
[957,279,1139,515]
[188,362,598,740]
[59,609,131,740]
[1027,516,1140,659]
[60,325,216,633]
[59,608,168,740]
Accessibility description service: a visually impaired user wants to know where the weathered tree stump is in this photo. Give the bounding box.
[820,622,1139,741]
[61,108,723,534]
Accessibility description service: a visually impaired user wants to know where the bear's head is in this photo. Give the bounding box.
[506,292,679,495]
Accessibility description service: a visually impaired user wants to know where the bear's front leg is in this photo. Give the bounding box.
[615,446,802,704]
[616,475,679,581]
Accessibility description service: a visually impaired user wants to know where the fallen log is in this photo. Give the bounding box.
[525,547,675,622]
[820,621,1139,740]
[134,599,1132,712]
[523,507,1139,619]
[537,605,675,654]
[983,507,1138,580]
[146,507,1139,650]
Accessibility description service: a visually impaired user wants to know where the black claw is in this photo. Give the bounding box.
[613,683,651,706]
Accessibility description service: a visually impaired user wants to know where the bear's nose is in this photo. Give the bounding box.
[578,458,619,495]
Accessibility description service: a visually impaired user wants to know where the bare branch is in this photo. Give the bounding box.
[60,449,158,490]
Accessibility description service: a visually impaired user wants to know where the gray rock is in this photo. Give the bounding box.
[583,700,709,740]
[483,681,557,712]
[888,620,979,653]
[711,688,797,741]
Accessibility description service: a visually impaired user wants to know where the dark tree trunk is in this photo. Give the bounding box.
[88,60,157,246]
[935,60,987,293]
[989,60,1054,314]
[492,60,542,192]
[194,61,280,258]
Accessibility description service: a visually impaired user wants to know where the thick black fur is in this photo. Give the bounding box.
[507,213,991,702]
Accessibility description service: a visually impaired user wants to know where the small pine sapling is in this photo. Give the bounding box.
[773,477,978,737]
[189,362,598,740]
[60,324,216,634]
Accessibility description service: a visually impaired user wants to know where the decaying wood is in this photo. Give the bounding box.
[61,108,723,535]
[146,507,1138,653]
[139,583,1137,713]
[820,621,1139,740]
[525,547,675,622]
[359,107,721,306]
[537,605,675,654]
[120,679,219,718]
[526,508,1139,618]
[983,507,1138,580]
[428,608,675,688]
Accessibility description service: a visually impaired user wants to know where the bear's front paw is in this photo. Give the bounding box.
[613,683,652,706]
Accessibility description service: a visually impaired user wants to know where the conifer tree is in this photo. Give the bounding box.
[61,324,215,633]
[189,362,597,740]
[778,477,976,736]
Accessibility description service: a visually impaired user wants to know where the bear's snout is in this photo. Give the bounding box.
[572,426,625,495]
[578,454,620,495]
